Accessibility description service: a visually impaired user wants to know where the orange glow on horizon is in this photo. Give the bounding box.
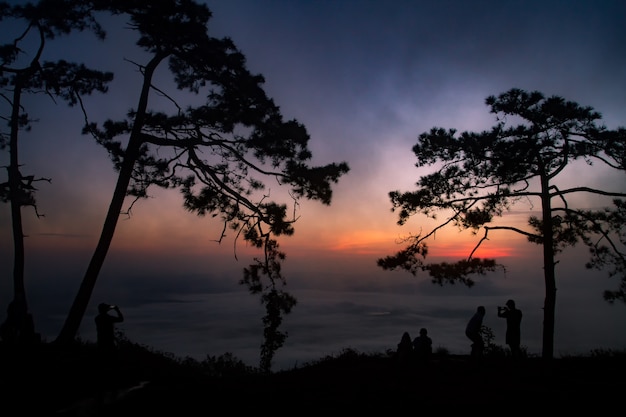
[432,245,516,259]
[190,229,516,260]
[327,230,399,255]
[288,227,533,261]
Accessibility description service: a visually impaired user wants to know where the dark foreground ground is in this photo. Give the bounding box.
[3,341,624,415]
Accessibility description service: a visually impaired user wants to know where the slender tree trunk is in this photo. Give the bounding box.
[6,79,29,326]
[55,55,163,344]
[540,172,556,360]
[54,144,138,343]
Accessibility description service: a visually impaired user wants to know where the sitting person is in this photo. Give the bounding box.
[396,331,414,365]
[412,328,433,361]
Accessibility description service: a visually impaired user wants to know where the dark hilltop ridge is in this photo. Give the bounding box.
[2,337,624,416]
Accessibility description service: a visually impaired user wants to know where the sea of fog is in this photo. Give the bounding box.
[33,286,625,372]
[7,242,625,372]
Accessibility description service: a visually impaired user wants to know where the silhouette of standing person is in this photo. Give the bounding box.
[0,300,38,347]
[412,328,433,362]
[498,299,522,359]
[0,301,20,346]
[95,303,124,351]
[465,306,485,359]
[94,303,124,406]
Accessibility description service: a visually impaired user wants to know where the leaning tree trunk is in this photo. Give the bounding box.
[55,55,162,344]
[54,145,138,344]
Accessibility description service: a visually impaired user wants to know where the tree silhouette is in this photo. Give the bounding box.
[0,0,111,344]
[55,0,349,369]
[241,237,296,373]
[378,88,626,359]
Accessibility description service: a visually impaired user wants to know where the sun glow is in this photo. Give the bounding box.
[298,226,528,260]
[327,230,399,254]
[431,243,516,259]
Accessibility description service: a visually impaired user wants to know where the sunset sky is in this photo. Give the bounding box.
[1,0,625,362]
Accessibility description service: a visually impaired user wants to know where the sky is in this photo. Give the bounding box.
[1,0,625,368]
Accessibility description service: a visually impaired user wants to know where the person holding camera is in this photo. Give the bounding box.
[95,302,124,351]
[497,299,522,359]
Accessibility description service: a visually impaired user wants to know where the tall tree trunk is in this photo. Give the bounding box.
[55,55,163,344]
[540,172,556,360]
[4,78,29,337]
[54,144,138,343]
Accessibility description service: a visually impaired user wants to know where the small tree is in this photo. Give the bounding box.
[0,0,111,343]
[378,88,626,359]
[241,237,296,373]
[55,0,349,370]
